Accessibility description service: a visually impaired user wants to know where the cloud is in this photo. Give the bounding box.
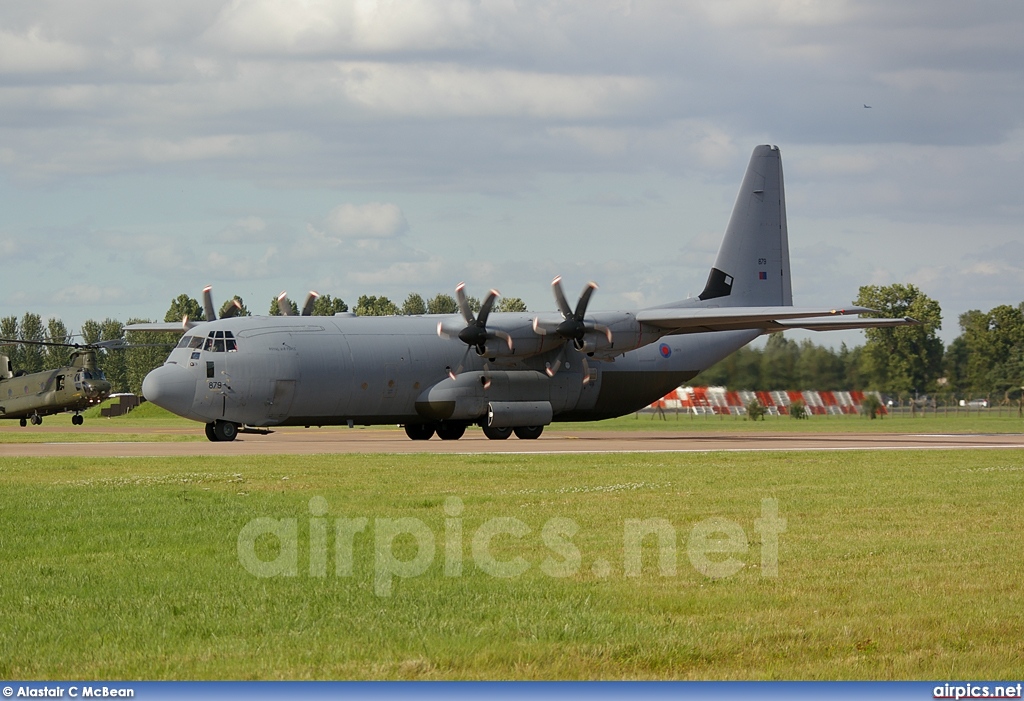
[0,28,90,74]
[321,202,408,240]
[51,284,126,306]
[338,63,654,120]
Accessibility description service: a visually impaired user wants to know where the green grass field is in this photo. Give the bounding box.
[2,449,1023,679]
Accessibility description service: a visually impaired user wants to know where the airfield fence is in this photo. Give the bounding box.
[648,387,881,417]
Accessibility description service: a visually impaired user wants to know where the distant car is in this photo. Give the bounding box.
[960,399,989,408]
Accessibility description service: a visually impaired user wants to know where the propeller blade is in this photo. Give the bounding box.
[581,355,592,386]
[493,330,514,351]
[202,286,217,322]
[575,282,598,319]
[551,276,573,318]
[455,282,475,325]
[301,291,320,316]
[591,323,613,345]
[277,292,294,316]
[545,347,566,377]
[221,298,243,319]
[477,289,499,327]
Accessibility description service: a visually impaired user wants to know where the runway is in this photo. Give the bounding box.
[2,425,1024,457]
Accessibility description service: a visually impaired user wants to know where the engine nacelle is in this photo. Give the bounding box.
[487,401,552,428]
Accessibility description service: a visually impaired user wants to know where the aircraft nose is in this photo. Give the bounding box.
[83,380,111,399]
[142,364,197,417]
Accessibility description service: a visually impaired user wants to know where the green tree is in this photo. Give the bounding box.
[760,334,799,389]
[354,295,399,316]
[95,319,129,393]
[165,294,204,324]
[1,316,21,371]
[427,294,458,315]
[796,339,845,390]
[125,318,174,394]
[269,295,296,316]
[219,296,251,318]
[20,313,45,374]
[953,303,1024,399]
[44,318,71,369]
[855,283,943,396]
[312,294,348,316]
[496,297,528,313]
[401,293,427,316]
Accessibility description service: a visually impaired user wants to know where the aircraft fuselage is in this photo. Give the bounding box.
[145,313,757,428]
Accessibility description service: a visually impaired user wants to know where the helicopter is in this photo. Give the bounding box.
[0,340,115,426]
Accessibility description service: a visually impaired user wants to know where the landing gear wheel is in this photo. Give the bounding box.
[404,423,435,440]
[435,422,466,440]
[20,418,27,427]
[72,414,84,426]
[482,425,513,440]
[30,414,42,426]
[205,423,218,442]
[513,425,544,440]
[212,420,238,442]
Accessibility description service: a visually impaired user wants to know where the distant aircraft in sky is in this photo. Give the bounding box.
[133,145,917,442]
[864,104,872,108]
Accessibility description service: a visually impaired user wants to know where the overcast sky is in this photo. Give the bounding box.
[2,0,1022,345]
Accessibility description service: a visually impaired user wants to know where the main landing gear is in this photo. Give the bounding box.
[72,414,84,426]
[205,420,239,442]
[21,413,42,427]
[403,422,544,441]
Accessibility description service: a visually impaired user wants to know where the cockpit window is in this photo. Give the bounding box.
[202,330,238,353]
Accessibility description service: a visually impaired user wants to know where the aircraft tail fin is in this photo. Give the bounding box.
[697,145,793,307]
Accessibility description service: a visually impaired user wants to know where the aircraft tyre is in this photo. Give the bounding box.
[482,425,513,440]
[30,414,41,426]
[72,414,84,426]
[404,423,435,440]
[205,423,217,441]
[19,418,27,427]
[435,421,466,440]
[212,420,238,442]
[513,426,544,440]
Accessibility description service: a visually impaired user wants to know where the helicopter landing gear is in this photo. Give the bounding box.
[72,414,84,426]
[29,413,42,426]
[206,420,238,442]
[20,418,27,427]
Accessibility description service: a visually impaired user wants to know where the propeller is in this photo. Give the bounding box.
[437,283,514,357]
[277,291,320,316]
[533,276,612,383]
[437,283,515,388]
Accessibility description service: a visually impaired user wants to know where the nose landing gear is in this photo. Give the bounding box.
[205,420,239,442]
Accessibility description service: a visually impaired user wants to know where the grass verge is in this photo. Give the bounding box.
[1,449,1022,679]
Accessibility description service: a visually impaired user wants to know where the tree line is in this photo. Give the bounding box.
[0,289,529,394]
[694,284,1024,404]
[2,283,1020,402]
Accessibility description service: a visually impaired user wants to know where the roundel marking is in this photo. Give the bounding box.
[659,343,672,358]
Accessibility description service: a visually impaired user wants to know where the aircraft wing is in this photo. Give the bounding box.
[125,322,194,332]
[634,306,882,334]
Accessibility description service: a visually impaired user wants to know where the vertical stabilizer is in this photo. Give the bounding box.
[697,145,792,307]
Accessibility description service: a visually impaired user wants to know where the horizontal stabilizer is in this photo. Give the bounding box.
[636,305,876,334]
[769,316,920,332]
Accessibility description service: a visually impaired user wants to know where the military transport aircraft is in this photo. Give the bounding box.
[133,145,918,442]
[0,342,113,426]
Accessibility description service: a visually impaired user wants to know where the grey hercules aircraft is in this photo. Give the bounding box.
[134,145,917,442]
